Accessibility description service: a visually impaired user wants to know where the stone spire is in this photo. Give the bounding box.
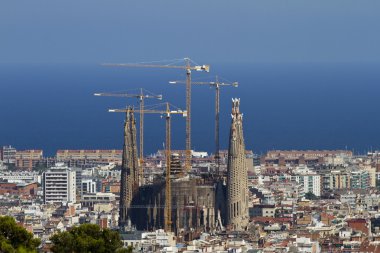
[226,98,249,230]
[129,109,139,191]
[119,107,139,228]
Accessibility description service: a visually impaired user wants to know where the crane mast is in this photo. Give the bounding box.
[185,58,192,173]
[138,89,144,185]
[215,82,220,171]
[169,76,238,176]
[165,102,172,232]
[109,102,186,232]
[103,58,210,172]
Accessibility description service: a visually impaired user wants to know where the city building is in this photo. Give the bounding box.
[15,150,43,170]
[43,163,76,204]
[1,145,16,164]
[80,192,116,209]
[351,170,370,189]
[56,149,122,166]
[81,179,97,195]
[0,171,40,184]
[364,166,377,187]
[322,170,351,190]
[0,182,38,196]
[291,237,321,253]
[250,204,276,218]
[293,173,321,197]
[262,150,352,165]
[0,161,6,170]
[101,178,120,194]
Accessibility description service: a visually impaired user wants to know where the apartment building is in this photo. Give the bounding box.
[351,170,370,189]
[56,150,122,165]
[293,173,321,197]
[262,150,352,165]
[1,145,17,164]
[322,170,351,190]
[43,163,76,204]
[15,150,43,170]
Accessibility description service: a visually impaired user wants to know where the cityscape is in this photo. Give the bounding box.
[2,1,380,253]
[4,128,380,252]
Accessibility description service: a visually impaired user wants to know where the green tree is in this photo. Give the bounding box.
[119,246,133,253]
[50,224,126,253]
[304,191,318,200]
[376,178,380,189]
[0,216,41,253]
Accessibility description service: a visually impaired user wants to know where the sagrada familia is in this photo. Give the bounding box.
[119,99,249,235]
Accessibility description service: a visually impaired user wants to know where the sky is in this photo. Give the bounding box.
[1,1,380,155]
[1,1,380,64]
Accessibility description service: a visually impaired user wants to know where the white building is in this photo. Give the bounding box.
[43,163,76,204]
[292,237,321,253]
[0,161,7,171]
[340,193,357,210]
[191,151,208,158]
[294,174,321,197]
[0,171,41,184]
[141,230,176,248]
[1,145,16,164]
[81,192,116,209]
[364,167,376,187]
[81,179,97,195]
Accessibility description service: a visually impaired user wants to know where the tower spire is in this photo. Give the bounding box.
[119,107,139,228]
[227,98,249,231]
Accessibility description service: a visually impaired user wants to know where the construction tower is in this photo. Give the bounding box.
[170,153,182,177]
[226,98,249,231]
[119,107,139,228]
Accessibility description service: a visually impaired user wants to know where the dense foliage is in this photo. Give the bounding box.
[305,191,318,200]
[0,216,41,253]
[50,224,130,253]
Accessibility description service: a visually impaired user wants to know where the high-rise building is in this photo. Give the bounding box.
[322,170,351,190]
[294,174,321,197]
[226,98,249,230]
[351,170,370,189]
[43,163,76,204]
[364,167,377,187]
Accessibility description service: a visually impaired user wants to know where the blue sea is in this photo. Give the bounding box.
[1,62,380,157]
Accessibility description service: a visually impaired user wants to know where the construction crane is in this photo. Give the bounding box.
[109,102,187,232]
[103,58,210,171]
[94,89,162,185]
[169,76,238,175]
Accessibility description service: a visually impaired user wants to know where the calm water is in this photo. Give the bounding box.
[1,62,379,157]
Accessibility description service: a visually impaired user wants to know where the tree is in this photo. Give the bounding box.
[376,178,380,189]
[304,191,318,200]
[50,224,126,253]
[0,216,41,253]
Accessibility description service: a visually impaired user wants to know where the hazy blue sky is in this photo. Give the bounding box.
[1,1,380,64]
